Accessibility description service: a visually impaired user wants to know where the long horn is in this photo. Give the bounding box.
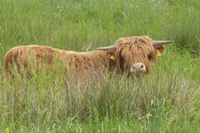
[97,45,117,51]
[153,40,173,45]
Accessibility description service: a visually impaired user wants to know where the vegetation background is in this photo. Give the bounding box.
[0,0,200,132]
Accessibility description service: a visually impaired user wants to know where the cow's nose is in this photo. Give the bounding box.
[130,63,146,76]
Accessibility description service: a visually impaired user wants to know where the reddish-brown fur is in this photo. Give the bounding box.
[3,36,164,81]
[114,36,164,74]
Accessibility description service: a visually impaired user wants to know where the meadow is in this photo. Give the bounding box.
[0,0,200,132]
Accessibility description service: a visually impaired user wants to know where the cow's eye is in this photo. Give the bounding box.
[147,54,154,61]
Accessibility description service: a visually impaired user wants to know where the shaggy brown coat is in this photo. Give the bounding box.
[3,36,164,81]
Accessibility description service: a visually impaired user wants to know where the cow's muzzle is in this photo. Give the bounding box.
[130,62,146,77]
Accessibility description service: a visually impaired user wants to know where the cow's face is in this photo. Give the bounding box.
[98,36,172,77]
[114,36,164,76]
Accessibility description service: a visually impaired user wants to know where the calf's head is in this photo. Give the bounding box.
[98,36,173,77]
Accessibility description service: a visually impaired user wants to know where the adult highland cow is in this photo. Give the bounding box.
[3,36,172,82]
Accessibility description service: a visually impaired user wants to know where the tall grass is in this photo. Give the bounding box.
[0,0,200,52]
[0,59,199,132]
[0,0,200,132]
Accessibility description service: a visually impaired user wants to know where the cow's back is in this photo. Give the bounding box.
[3,45,58,74]
[3,45,112,83]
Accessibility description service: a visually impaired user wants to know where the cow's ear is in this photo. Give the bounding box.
[97,45,117,52]
[97,45,117,60]
[154,45,165,57]
[152,40,173,56]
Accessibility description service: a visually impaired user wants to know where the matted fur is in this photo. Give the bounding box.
[3,36,164,82]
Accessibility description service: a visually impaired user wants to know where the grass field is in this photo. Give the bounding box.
[1,0,200,132]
